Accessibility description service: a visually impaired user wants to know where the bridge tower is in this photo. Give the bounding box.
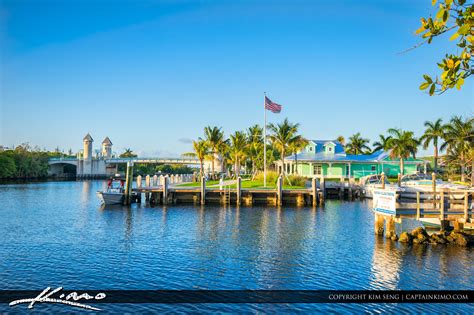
[83,133,93,160]
[81,133,94,176]
[101,137,113,158]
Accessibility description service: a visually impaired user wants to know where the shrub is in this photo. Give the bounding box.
[254,170,279,185]
[284,174,307,187]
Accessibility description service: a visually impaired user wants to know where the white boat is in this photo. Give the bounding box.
[399,173,473,200]
[360,174,401,199]
[97,176,126,205]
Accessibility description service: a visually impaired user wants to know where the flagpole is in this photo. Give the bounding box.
[263,92,267,187]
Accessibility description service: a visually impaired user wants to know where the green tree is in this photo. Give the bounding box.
[247,125,264,177]
[204,126,224,178]
[228,131,248,177]
[387,129,419,175]
[287,136,308,175]
[440,115,473,182]
[336,135,345,146]
[268,118,301,178]
[416,0,472,95]
[345,133,371,154]
[372,134,392,152]
[119,148,137,158]
[0,154,17,178]
[419,118,446,173]
[183,138,209,179]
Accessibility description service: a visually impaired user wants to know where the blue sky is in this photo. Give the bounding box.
[1,0,472,156]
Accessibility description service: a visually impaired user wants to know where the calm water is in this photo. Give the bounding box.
[1,180,473,313]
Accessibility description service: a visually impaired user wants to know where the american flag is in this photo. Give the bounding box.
[265,96,282,113]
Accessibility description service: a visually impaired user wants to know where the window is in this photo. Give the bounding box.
[346,164,350,175]
[313,164,322,175]
[371,165,376,171]
[309,146,313,152]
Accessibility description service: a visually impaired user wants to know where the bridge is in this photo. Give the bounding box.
[48,157,201,178]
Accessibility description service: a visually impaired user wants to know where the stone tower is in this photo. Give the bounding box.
[101,137,113,158]
[83,133,93,160]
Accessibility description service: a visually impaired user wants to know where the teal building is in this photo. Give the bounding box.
[282,140,426,179]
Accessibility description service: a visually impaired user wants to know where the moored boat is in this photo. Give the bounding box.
[399,173,473,200]
[360,174,401,198]
[97,175,127,205]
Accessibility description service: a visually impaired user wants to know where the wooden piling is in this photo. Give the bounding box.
[277,175,283,206]
[397,173,401,187]
[136,175,142,188]
[163,176,169,205]
[200,176,206,205]
[381,172,386,190]
[236,176,242,206]
[124,161,134,205]
[432,172,437,209]
[311,178,317,206]
[339,177,345,198]
[320,177,326,199]
[464,192,469,221]
[416,191,420,220]
[374,213,385,235]
[440,190,445,221]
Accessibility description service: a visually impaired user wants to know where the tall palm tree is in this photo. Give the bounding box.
[372,134,392,153]
[182,138,209,179]
[345,133,371,154]
[419,118,446,174]
[119,148,137,158]
[267,118,301,178]
[247,125,263,177]
[441,116,473,182]
[287,136,308,174]
[336,135,345,146]
[386,128,419,175]
[204,126,224,178]
[228,131,248,177]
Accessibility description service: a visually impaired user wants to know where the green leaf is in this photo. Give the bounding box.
[458,25,470,35]
[429,84,436,95]
[419,82,431,90]
[450,32,460,41]
[423,75,433,83]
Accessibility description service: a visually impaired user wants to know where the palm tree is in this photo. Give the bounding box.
[204,126,224,178]
[386,128,419,175]
[372,134,392,153]
[345,133,371,154]
[441,116,473,182]
[267,118,301,178]
[336,135,345,146]
[119,148,137,158]
[182,138,209,179]
[287,136,308,174]
[228,131,248,177]
[419,118,446,174]
[247,125,263,177]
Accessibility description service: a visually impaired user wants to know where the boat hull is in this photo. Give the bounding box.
[97,191,124,205]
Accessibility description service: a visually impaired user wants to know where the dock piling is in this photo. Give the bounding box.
[236,177,242,206]
[163,175,169,205]
[201,177,206,205]
[124,161,134,205]
[311,178,317,206]
[277,175,283,206]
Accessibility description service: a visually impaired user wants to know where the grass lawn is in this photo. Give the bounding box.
[176,179,306,190]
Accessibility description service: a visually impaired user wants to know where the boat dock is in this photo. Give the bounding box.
[373,188,474,235]
[131,176,325,206]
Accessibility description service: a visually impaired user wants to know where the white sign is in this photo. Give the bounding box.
[373,189,396,215]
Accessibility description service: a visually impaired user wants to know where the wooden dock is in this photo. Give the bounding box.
[131,176,326,206]
[373,188,474,235]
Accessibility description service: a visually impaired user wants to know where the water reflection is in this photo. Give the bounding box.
[1,181,473,313]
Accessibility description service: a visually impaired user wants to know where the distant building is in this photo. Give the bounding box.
[101,137,113,158]
[282,140,425,179]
